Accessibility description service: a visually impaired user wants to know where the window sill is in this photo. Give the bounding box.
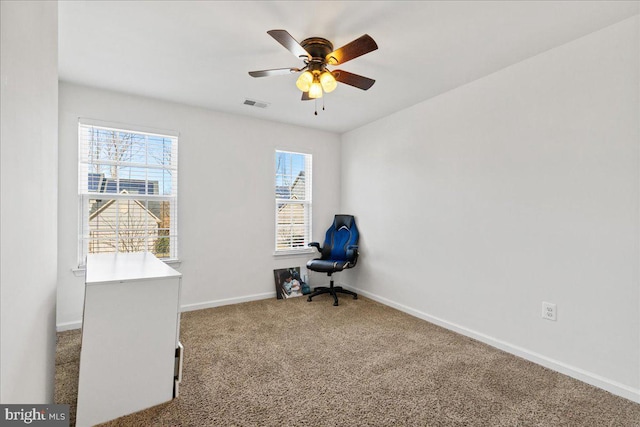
[273,249,316,257]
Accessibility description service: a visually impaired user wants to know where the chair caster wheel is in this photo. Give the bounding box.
[354,295,358,300]
[333,302,339,306]
[307,297,312,302]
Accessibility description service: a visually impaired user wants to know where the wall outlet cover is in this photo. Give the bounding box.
[542,301,557,321]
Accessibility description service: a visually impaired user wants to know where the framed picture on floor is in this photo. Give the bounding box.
[274,267,309,299]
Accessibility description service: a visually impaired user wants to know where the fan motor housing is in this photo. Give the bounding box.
[300,37,333,62]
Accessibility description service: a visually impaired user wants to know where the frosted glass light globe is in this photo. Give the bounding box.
[320,71,337,93]
[295,71,313,92]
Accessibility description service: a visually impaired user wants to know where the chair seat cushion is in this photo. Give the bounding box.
[306,259,351,273]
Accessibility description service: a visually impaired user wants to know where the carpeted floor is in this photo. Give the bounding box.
[56,295,640,426]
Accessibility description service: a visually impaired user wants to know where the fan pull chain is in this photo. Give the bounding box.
[312,98,327,116]
[312,97,328,116]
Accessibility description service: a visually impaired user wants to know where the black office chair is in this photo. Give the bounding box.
[306,215,359,306]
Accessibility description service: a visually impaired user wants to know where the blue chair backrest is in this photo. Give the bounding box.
[323,215,359,261]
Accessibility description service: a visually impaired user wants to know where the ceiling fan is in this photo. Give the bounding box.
[248,30,378,104]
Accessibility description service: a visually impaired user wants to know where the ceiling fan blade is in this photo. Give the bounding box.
[301,92,311,101]
[326,34,378,66]
[267,29,311,60]
[248,68,300,78]
[333,70,375,90]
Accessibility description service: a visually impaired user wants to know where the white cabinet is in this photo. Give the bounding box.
[76,252,183,427]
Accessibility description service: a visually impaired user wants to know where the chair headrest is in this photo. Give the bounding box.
[334,215,354,230]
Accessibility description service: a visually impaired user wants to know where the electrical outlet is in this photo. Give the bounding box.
[542,302,557,321]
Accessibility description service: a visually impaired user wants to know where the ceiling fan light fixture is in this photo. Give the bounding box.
[295,71,313,92]
[249,30,378,111]
[319,71,337,93]
[308,81,323,99]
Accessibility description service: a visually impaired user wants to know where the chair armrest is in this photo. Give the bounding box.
[346,245,359,265]
[308,242,322,253]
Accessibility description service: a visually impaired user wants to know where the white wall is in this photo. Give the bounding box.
[57,82,341,328]
[341,16,640,402]
[0,1,58,403]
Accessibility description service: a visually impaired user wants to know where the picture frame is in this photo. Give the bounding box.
[274,267,309,299]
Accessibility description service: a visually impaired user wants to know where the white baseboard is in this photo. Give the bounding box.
[347,285,640,404]
[56,291,277,331]
[57,320,82,332]
[180,291,276,312]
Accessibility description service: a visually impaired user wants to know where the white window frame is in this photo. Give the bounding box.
[274,150,313,254]
[77,119,179,267]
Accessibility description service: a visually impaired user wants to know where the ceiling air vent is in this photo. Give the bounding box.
[243,99,269,109]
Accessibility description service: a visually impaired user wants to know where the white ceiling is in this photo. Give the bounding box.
[58,1,639,134]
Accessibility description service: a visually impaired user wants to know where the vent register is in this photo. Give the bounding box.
[243,99,269,109]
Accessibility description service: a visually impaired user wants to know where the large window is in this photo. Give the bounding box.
[78,120,178,265]
[275,150,312,252]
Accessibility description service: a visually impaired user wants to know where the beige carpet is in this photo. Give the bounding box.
[56,295,640,426]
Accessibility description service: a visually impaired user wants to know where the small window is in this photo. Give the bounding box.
[78,120,178,265]
[275,150,312,252]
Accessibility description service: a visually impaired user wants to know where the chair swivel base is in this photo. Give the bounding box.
[307,281,357,306]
